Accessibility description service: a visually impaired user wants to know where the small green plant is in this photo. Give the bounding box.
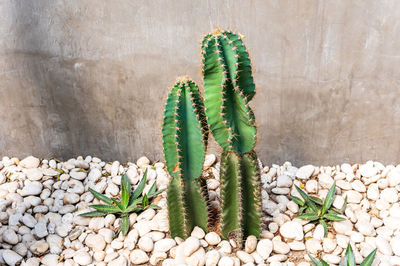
[309,243,377,266]
[293,181,347,236]
[80,169,163,235]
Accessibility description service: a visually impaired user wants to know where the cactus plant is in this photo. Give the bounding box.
[202,29,261,242]
[162,77,210,238]
[201,28,256,154]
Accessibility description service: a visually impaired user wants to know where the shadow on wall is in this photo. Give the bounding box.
[11,1,91,159]
[9,1,178,162]
[10,2,135,161]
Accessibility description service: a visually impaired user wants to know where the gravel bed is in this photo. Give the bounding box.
[0,155,399,265]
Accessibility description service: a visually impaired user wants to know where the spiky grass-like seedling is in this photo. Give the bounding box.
[162,77,209,238]
[202,29,261,242]
[294,182,347,237]
[80,169,162,235]
[309,243,377,266]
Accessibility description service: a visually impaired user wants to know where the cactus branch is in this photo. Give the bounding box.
[240,151,262,238]
[202,30,256,154]
[163,78,210,237]
[220,151,243,242]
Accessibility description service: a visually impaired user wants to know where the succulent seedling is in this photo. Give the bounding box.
[80,169,163,235]
[293,181,347,236]
[309,243,377,266]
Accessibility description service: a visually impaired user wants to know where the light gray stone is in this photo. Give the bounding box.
[184,236,200,257]
[138,236,154,252]
[256,239,273,259]
[2,250,22,266]
[154,238,176,252]
[296,165,315,179]
[73,250,92,265]
[3,229,19,244]
[244,235,257,253]
[130,249,149,264]
[205,232,221,245]
[20,156,40,169]
[85,234,106,251]
[280,221,304,240]
[19,181,43,196]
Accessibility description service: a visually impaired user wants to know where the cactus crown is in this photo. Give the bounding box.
[201,29,256,154]
[162,77,208,180]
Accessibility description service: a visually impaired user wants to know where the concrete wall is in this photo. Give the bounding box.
[1,0,400,165]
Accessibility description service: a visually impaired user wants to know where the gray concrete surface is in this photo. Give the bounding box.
[1,0,400,165]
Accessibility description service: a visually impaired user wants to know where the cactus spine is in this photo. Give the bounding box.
[162,77,209,238]
[202,29,261,242]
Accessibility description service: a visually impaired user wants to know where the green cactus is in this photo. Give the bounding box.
[201,28,256,154]
[162,77,209,238]
[202,29,261,242]
[219,150,261,241]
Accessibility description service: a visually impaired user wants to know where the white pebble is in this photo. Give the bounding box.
[279,221,304,240]
[296,165,315,179]
[205,232,221,245]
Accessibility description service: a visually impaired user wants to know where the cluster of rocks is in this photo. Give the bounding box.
[0,155,171,266]
[0,154,399,265]
[261,161,400,265]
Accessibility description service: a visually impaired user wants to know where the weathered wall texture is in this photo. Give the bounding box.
[1,0,400,165]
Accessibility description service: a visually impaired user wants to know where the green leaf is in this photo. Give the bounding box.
[121,174,130,209]
[320,260,329,266]
[88,188,113,205]
[340,196,348,214]
[360,248,377,266]
[79,211,107,217]
[125,202,140,213]
[148,204,161,210]
[90,204,121,213]
[142,193,149,208]
[147,182,157,198]
[296,213,320,221]
[121,215,130,235]
[329,207,343,214]
[299,206,306,214]
[295,185,318,212]
[309,255,324,266]
[321,181,336,216]
[292,196,305,206]
[320,220,328,237]
[147,182,165,199]
[323,214,345,221]
[345,244,356,266]
[310,196,323,205]
[131,169,147,202]
[111,198,124,211]
[305,207,315,213]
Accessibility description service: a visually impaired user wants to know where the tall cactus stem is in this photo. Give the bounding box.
[220,151,243,242]
[163,77,210,237]
[202,29,257,154]
[240,151,262,238]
